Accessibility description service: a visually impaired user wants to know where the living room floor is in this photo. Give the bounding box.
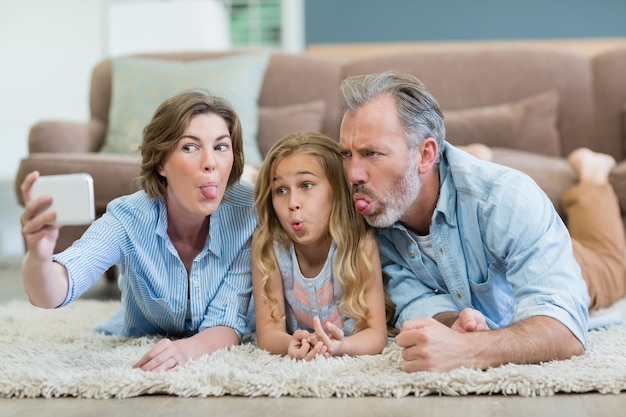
[1,264,625,417]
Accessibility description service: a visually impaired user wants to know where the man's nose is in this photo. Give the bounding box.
[344,158,367,185]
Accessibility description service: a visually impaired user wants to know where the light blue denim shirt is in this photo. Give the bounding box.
[52,183,257,339]
[378,143,590,346]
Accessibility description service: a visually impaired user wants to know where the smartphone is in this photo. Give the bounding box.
[31,173,95,226]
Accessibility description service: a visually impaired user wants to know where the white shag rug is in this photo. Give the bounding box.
[2,298,626,399]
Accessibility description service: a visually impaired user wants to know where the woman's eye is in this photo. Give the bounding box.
[215,143,230,152]
[275,187,287,196]
[302,182,313,190]
[182,144,197,152]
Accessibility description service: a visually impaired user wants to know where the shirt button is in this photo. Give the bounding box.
[193,281,200,287]
[308,282,313,288]
[434,288,440,294]
[456,291,462,300]
[312,308,318,314]
[439,247,444,255]
[408,250,415,258]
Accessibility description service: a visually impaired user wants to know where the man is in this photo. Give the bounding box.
[338,71,626,372]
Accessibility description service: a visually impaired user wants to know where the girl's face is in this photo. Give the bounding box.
[158,113,233,222]
[271,153,333,248]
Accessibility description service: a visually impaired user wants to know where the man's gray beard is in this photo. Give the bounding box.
[362,157,422,228]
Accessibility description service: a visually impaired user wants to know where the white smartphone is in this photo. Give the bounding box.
[31,173,95,226]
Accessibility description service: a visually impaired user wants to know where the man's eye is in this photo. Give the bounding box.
[339,151,351,159]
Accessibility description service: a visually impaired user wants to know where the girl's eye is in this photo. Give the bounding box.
[275,187,287,196]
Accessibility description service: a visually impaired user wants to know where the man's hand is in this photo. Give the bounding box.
[395,318,475,372]
[396,315,585,373]
[451,308,489,333]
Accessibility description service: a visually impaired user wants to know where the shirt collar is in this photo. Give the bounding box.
[434,142,459,228]
[155,195,222,259]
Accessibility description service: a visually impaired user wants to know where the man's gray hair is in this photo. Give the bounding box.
[339,72,445,158]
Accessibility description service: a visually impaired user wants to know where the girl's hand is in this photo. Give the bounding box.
[288,329,328,360]
[20,171,60,261]
[313,316,345,356]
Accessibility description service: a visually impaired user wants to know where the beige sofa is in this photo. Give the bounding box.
[14,45,626,254]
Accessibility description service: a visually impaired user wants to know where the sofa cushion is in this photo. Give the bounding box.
[101,53,270,165]
[444,90,561,157]
[257,100,327,159]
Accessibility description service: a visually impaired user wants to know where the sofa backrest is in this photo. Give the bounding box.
[88,47,625,162]
[593,47,626,161]
[342,48,596,158]
[89,51,344,150]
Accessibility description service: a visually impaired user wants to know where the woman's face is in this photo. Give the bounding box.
[158,113,233,221]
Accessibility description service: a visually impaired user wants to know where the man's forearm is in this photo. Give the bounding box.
[467,315,584,369]
[397,314,585,372]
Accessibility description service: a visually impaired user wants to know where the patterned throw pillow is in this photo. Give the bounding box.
[101,53,270,166]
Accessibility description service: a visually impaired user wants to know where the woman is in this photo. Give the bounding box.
[19,90,256,372]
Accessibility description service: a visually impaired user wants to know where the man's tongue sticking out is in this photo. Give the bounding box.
[355,198,372,214]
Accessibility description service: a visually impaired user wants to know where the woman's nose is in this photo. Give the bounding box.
[203,150,216,171]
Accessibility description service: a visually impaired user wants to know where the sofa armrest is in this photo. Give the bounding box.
[28,119,107,153]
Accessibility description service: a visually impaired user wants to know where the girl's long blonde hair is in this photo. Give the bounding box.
[253,132,373,333]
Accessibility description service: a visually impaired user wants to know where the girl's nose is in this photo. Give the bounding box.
[289,195,300,211]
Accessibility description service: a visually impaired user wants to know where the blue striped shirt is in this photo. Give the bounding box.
[52,183,257,339]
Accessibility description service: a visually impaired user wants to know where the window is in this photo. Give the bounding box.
[222,0,304,52]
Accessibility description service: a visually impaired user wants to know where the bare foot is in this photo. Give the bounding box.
[457,143,493,161]
[567,147,616,185]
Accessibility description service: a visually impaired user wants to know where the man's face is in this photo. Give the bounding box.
[339,95,422,227]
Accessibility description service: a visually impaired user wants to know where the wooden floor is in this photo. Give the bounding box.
[2,262,626,417]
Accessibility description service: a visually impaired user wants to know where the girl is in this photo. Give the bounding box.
[252,132,388,360]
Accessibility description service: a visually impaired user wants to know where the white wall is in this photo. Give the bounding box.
[0,0,107,260]
[0,0,108,183]
[0,0,303,260]
[0,0,303,185]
